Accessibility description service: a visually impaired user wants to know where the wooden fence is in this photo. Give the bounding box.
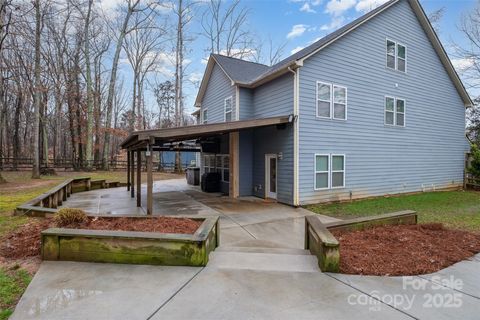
[0,157,193,172]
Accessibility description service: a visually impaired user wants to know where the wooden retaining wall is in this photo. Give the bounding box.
[15,177,126,217]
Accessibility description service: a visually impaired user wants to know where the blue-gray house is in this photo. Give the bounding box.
[122,0,471,209]
[192,0,471,206]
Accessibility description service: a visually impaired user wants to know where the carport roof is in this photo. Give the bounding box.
[121,115,293,150]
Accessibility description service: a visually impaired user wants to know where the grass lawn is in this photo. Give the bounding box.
[305,190,480,232]
[0,170,182,317]
[0,268,31,320]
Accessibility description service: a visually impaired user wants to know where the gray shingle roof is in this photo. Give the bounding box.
[212,0,397,85]
[211,54,270,83]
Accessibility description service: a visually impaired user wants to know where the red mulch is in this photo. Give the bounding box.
[332,223,480,276]
[0,217,202,261]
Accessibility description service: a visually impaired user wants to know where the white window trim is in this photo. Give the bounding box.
[314,154,330,191]
[314,154,346,191]
[224,96,233,122]
[202,108,208,124]
[384,96,406,127]
[316,82,332,119]
[217,154,230,182]
[386,38,407,73]
[316,81,347,120]
[333,85,347,120]
[331,154,346,189]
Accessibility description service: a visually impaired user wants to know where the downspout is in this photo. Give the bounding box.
[288,66,300,206]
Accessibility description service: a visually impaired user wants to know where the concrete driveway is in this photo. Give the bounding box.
[11,179,480,319]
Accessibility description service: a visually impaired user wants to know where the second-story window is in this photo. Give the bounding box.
[316,81,347,120]
[385,96,406,127]
[386,39,406,72]
[225,97,233,122]
[202,108,208,124]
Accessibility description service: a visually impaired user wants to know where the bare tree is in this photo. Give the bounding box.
[123,9,165,131]
[102,0,143,169]
[83,0,94,169]
[32,0,42,178]
[253,36,287,66]
[0,0,13,182]
[201,0,254,59]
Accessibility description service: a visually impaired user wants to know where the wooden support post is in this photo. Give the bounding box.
[58,189,63,205]
[130,150,135,198]
[127,150,131,191]
[52,192,58,208]
[136,150,141,207]
[229,131,240,198]
[146,144,153,215]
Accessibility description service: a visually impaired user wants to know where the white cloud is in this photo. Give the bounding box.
[188,72,203,84]
[291,46,305,54]
[287,24,308,39]
[355,0,389,13]
[451,58,475,74]
[320,16,345,31]
[312,0,323,5]
[97,0,124,12]
[300,3,316,13]
[201,58,209,65]
[325,0,356,16]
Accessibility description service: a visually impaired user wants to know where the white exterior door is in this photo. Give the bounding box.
[265,154,277,200]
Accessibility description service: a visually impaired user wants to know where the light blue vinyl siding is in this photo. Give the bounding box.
[252,125,294,205]
[249,72,295,204]
[239,88,253,120]
[298,0,468,204]
[253,73,294,118]
[201,64,236,123]
[239,130,253,196]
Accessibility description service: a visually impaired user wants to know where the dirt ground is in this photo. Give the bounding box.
[0,217,202,273]
[332,223,480,276]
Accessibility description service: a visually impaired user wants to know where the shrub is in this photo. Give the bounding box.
[54,208,88,227]
[469,144,480,178]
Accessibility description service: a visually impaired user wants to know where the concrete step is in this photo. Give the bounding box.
[216,246,311,255]
[208,251,320,273]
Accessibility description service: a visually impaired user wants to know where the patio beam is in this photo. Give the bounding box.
[229,131,239,198]
[136,150,141,207]
[127,150,130,191]
[146,143,153,215]
[130,150,135,198]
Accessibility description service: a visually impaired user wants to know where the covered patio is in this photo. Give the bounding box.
[120,115,293,215]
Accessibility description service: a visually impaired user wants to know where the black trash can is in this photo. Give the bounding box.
[201,172,221,192]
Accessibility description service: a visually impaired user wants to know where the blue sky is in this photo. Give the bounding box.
[115,0,477,118]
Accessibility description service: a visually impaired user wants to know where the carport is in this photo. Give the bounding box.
[120,115,292,215]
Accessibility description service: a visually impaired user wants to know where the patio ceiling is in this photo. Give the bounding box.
[121,115,293,150]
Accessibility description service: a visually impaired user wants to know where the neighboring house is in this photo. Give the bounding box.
[192,0,471,206]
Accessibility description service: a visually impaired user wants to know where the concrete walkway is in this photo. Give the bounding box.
[12,255,480,319]
[11,179,480,319]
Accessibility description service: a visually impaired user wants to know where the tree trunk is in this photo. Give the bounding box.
[102,3,136,170]
[32,0,41,179]
[84,0,94,170]
[174,0,184,172]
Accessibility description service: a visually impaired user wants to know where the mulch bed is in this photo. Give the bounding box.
[332,223,480,276]
[0,217,202,261]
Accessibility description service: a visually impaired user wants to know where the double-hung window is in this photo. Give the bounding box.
[224,97,233,122]
[203,154,215,173]
[386,39,406,72]
[316,82,347,120]
[315,154,345,190]
[385,96,405,127]
[202,108,208,124]
[216,155,230,182]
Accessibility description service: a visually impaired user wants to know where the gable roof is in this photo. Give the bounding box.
[195,0,472,107]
